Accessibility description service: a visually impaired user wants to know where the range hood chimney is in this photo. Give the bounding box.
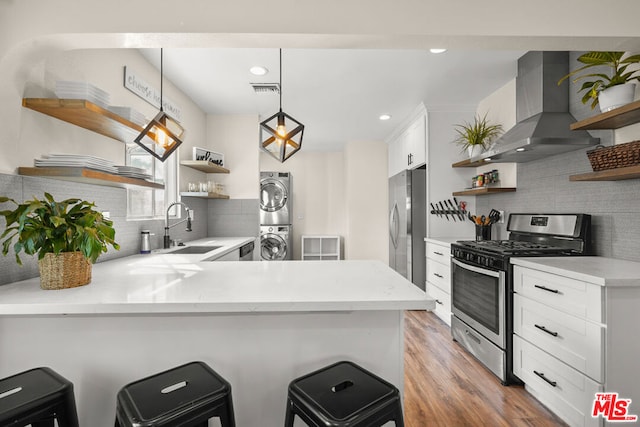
[478,51,599,163]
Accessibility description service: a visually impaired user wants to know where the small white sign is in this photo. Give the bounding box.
[124,66,182,121]
[193,147,224,166]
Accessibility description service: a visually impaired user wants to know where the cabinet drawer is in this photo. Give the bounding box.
[425,242,450,267]
[513,265,603,323]
[514,294,604,382]
[426,282,451,326]
[513,335,602,427]
[426,258,450,293]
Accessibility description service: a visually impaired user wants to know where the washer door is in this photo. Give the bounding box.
[260,179,287,213]
[261,234,288,260]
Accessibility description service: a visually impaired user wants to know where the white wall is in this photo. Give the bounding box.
[344,140,388,261]
[205,115,260,199]
[427,110,478,238]
[260,150,347,260]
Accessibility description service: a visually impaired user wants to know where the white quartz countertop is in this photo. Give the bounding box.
[511,256,640,287]
[0,248,432,315]
[424,237,467,246]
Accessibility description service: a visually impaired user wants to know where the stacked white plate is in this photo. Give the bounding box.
[55,81,111,109]
[107,106,147,127]
[115,165,153,180]
[34,153,118,174]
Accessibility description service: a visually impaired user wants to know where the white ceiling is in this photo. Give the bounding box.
[139,48,525,151]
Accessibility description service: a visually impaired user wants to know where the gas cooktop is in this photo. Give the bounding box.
[454,239,575,256]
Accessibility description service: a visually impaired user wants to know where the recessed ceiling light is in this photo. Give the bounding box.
[379,114,392,121]
[515,147,526,152]
[484,157,492,161]
[430,48,447,54]
[250,66,269,76]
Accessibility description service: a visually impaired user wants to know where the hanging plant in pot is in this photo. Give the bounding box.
[452,113,503,159]
[558,51,640,112]
[0,193,119,290]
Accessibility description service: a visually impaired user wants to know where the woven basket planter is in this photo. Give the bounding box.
[587,140,640,172]
[38,252,92,290]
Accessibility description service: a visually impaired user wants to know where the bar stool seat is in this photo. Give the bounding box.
[115,361,235,427]
[0,367,79,427]
[284,360,404,427]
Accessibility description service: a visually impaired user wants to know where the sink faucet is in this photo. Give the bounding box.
[164,202,192,249]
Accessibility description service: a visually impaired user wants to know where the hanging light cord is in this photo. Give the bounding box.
[279,48,282,112]
[160,48,164,112]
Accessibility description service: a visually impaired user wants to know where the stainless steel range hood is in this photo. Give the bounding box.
[477,51,599,163]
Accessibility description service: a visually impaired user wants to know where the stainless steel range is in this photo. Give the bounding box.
[450,213,591,385]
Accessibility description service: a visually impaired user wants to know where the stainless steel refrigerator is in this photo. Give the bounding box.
[388,169,426,290]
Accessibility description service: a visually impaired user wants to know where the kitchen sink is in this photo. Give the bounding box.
[166,245,222,254]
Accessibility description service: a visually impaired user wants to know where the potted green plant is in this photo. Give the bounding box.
[0,192,119,290]
[558,51,640,112]
[452,113,503,158]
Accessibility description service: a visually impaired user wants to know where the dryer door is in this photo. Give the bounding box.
[260,234,288,260]
[260,179,288,213]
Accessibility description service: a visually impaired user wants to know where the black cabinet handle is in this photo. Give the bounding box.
[534,324,559,337]
[435,299,443,305]
[534,370,557,387]
[433,251,444,256]
[434,273,444,278]
[534,284,560,294]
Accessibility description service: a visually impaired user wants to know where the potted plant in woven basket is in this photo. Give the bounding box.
[452,113,503,158]
[0,193,119,290]
[558,51,640,112]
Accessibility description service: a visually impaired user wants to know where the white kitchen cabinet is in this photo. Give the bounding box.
[301,235,341,260]
[425,239,451,326]
[387,103,427,177]
[511,257,640,427]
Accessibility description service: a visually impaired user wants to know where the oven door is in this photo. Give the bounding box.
[451,258,506,349]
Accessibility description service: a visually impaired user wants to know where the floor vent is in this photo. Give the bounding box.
[251,83,280,94]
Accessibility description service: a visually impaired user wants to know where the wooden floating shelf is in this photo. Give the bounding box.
[569,165,640,181]
[451,158,489,168]
[180,191,230,199]
[23,98,145,143]
[571,99,640,130]
[452,187,516,196]
[18,167,164,190]
[180,160,229,174]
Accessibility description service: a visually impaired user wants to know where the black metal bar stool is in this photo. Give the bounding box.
[284,360,404,427]
[0,367,79,427]
[115,361,236,427]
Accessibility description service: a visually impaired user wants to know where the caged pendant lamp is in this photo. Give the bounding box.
[134,48,185,162]
[260,49,304,162]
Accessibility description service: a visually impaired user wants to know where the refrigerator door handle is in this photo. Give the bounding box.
[389,202,399,249]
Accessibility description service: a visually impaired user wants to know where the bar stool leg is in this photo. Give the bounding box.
[30,419,54,427]
[284,397,295,427]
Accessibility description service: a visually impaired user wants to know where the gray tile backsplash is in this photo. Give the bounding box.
[477,148,640,261]
[206,199,259,237]
[0,174,247,286]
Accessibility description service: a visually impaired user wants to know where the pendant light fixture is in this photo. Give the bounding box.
[260,49,304,162]
[134,48,185,162]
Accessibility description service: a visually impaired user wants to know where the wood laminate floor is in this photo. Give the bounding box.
[404,310,566,426]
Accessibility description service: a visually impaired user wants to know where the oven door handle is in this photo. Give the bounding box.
[452,258,501,278]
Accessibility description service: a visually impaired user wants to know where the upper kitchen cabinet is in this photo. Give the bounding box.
[387,103,427,177]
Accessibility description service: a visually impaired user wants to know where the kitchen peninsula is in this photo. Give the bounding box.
[0,253,432,426]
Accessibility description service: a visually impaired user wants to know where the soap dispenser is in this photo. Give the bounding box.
[140,230,152,254]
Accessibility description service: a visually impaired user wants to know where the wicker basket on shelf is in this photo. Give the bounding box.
[587,140,640,171]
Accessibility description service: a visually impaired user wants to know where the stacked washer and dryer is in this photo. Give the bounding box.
[259,172,293,261]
